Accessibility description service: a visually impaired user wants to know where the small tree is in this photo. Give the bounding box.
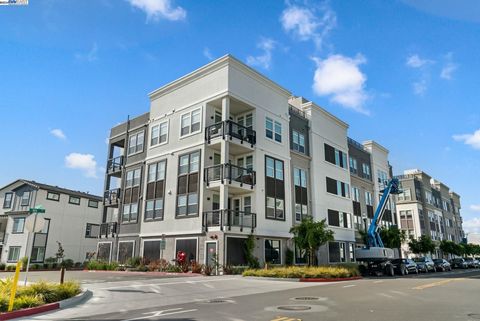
[380,226,407,249]
[440,240,456,258]
[56,242,66,284]
[408,235,435,256]
[244,234,259,269]
[290,217,334,266]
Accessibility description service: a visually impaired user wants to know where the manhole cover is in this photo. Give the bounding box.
[278,305,312,311]
[468,314,480,320]
[293,297,322,301]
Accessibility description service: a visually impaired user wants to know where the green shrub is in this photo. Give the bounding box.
[164,264,182,273]
[126,256,142,267]
[285,248,294,266]
[61,259,74,269]
[6,265,16,271]
[12,295,44,311]
[44,257,57,264]
[242,265,360,279]
[74,262,83,269]
[0,263,6,271]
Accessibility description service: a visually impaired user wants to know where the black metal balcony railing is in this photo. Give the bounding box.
[107,156,124,174]
[203,209,256,232]
[205,120,256,146]
[99,222,117,238]
[204,164,256,188]
[104,188,121,205]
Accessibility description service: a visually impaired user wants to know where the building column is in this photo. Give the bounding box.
[219,96,230,267]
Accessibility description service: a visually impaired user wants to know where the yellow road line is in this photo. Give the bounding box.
[412,278,465,290]
[271,317,302,321]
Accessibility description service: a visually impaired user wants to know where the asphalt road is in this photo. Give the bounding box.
[13,269,480,321]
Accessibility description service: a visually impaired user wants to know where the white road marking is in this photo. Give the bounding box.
[124,308,198,320]
[377,293,393,298]
[343,284,356,288]
[373,280,383,284]
[203,283,214,288]
[390,290,408,296]
[100,277,237,290]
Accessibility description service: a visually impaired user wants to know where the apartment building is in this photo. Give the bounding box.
[0,179,103,264]
[98,55,398,266]
[396,169,464,257]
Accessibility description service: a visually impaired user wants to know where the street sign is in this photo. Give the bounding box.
[25,213,45,233]
[160,239,166,250]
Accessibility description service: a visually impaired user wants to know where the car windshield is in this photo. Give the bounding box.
[391,259,403,263]
[413,258,425,262]
[433,259,442,263]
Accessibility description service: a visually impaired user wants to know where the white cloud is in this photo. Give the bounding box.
[406,54,434,68]
[440,53,458,80]
[280,3,336,50]
[65,153,98,178]
[453,129,480,150]
[413,79,427,95]
[312,53,369,114]
[246,38,276,70]
[203,47,214,61]
[463,217,480,234]
[126,0,186,21]
[75,43,98,62]
[470,205,480,212]
[50,128,66,140]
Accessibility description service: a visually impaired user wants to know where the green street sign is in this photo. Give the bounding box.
[29,205,46,214]
[160,239,166,250]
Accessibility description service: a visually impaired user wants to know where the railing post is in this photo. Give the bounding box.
[228,161,232,184]
[240,211,244,232]
[220,210,224,231]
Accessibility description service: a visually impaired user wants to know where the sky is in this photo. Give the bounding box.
[0,0,479,234]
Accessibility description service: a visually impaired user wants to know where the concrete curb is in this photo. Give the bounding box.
[84,269,203,277]
[243,276,363,282]
[0,288,91,321]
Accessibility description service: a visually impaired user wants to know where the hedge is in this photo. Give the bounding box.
[242,265,360,279]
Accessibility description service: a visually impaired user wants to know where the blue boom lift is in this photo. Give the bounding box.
[355,178,401,276]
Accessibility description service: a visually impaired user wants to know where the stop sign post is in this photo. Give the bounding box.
[24,205,46,286]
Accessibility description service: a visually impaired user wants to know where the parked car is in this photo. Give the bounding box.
[413,257,436,272]
[450,258,469,269]
[391,259,418,275]
[433,259,452,272]
[464,258,480,268]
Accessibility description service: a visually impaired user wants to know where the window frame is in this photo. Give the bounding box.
[46,191,60,202]
[127,130,145,156]
[265,156,285,221]
[3,192,13,208]
[176,151,201,218]
[150,120,169,147]
[88,199,99,208]
[265,117,282,143]
[292,130,306,154]
[12,217,25,234]
[145,159,167,221]
[264,239,282,265]
[7,246,21,262]
[180,108,202,138]
[20,191,30,206]
[69,195,81,205]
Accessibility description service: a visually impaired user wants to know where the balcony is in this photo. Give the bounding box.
[107,156,124,177]
[203,209,256,232]
[205,120,256,155]
[99,222,117,238]
[104,188,121,207]
[204,163,255,193]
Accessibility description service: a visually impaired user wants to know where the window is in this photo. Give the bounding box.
[328,209,352,228]
[294,168,308,221]
[400,210,414,230]
[349,243,355,261]
[266,117,282,142]
[46,192,60,201]
[12,217,25,233]
[352,186,360,202]
[127,131,144,155]
[69,196,80,205]
[8,246,21,262]
[176,239,197,262]
[85,223,100,238]
[118,241,134,264]
[88,199,99,208]
[365,191,373,206]
[31,247,46,263]
[180,108,201,137]
[3,192,13,208]
[324,144,347,169]
[122,202,138,223]
[377,170,388,186]
[265,156,285,220]
[265,239,281,264]
[123,168,141,223]
[292,130,305,153]
[326,177,350,198]
[126,169,141,188]
[145,160,166,221]
[150,121,169,146]
[398,188,411,201]
[362,163,371,180]
[177,151,200,217]
[349,157,358,174]
[143,240,161,262]
[21,191,30,206]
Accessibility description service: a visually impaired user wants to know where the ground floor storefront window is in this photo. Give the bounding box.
[265,239,281,264]
[118,241,134,264]
[97,242,112,261]
[226,237,247,266]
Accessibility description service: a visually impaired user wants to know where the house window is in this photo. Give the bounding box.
[177,151,200,217]
[377,170,388,186]
[46,192,60,201]
[21,191,30,206]
[88,199,99,208]
[365,191,373,206]
[122,202,138,223]
[352,186,360,202]
[324,144,347,169]
[8,246,21,262]
[294,168,308,221]
[362,163,371,180]
[126,168,141,188]
[146,160,166,221]
[151,121,169,146]
[328,241,346,263]
[292,130,305,153]
[143,240,161,262]
[118,241,134,264]
[123,168,142,223]
[12,217,25,234]
[31,247,46,263]
[3,192,13,208]
[265,239,281,264]
[266,117,282,143]
[69,196,80,205]
[175,238,197,262]
[349,157,357,174]
[326,177,350,198]
[398,188,411,201]
[349,243,355,261]
[85,223,100,238]
[265,156,285,220]
[127,131,144,155]
[328,209,352,228]
[180,108,201,137]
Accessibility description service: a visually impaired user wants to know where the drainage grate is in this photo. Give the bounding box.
[205,299,227,303]
[278,305,312,311]
[468,314,480,320]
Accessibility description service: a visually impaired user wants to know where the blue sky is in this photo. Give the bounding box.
[0,0,479,233]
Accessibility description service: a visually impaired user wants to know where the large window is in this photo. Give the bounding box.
[398,188,411,201]
[265,239,281,264]
[127,131,144,155]
[8,246,21,262]
[265,156,285,220]
[292,130,305,153]
[328,209,352,229]
[362,163,371,180]
[122,203,138,223]
[3,192,13,208]
[21,191,30,206]
[69,196,80,205]
[294,168,308,222]
[143,240,161,263]
[177,151,200,217]
[324,144,347,169]
[151,121,169,146]
[365,191,373,206]
[31,247,46,263]
[46,192,60,202]
[180,108,201,137]
[352,186,360,202]
[328,241,346,263]
[12,217,25,234]
[88,199,99,208]
[85,223,100,238]
[176,238,197,262]
[118,241,134,264]
[349,157,358,174]
[123,168,141,223]
[145,160,166,221]
[326,177,350,198]
[400,210,414,230]
[266,117,282,143]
